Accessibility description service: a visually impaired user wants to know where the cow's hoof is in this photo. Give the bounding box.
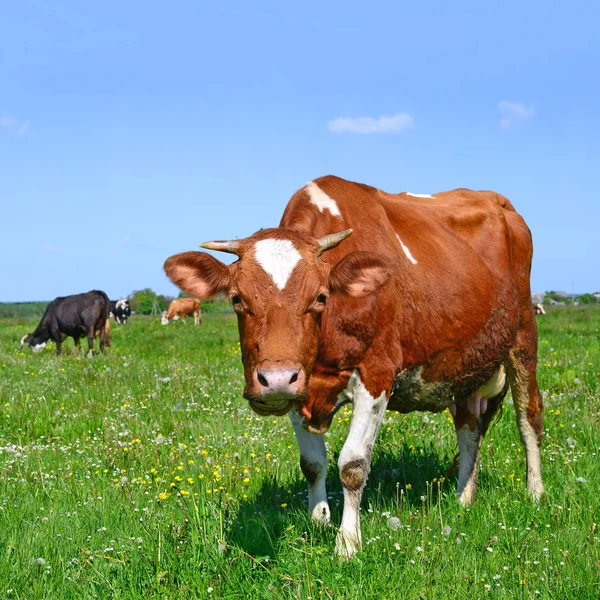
[310,502,331,524]
[528,482,545,503]
[335,531,361,559]
[457,485,477,507]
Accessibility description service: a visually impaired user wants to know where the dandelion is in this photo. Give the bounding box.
[387,517,401,531]
[280,503,287,508]
[442,525,452,536]
[486,547,493,553]
[405,483,412,490]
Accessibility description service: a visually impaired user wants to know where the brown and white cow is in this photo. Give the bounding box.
[161,298,201,325]
[534,303,546,315]
[164,176,544,557]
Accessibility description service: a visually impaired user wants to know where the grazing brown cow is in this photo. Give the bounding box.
[161,298,201,325]
[164,176,544,557]
[534,303,546,315]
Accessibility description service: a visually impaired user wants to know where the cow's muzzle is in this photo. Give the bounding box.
[244,361,308,415]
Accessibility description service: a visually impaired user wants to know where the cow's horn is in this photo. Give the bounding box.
[20,335,28,347]
[317,229,353,255]
[199,240,242,255]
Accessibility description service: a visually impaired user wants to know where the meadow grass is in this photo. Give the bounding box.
[0,308,599,599]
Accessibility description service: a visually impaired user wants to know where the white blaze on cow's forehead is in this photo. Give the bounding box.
[396,234,418,265]
[305,182,342,217]
[406,192,436,199]
[254,239,302,290]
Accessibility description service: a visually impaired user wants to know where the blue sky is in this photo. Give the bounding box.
[1,0,599,301]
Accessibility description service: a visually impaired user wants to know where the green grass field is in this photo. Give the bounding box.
[1,309,599,599]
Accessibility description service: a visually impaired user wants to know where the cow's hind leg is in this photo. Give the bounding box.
[289,412,330,523]
[336,372,387,558]
[86,329,94,357]
[453,391,504,506]
[98,325,106,352]
[507,346,544,500]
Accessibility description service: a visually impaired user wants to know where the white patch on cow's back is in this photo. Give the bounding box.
[305,182,342,217]
[396,234,418,265]
[254,239,302,290]
[406,192,435,199]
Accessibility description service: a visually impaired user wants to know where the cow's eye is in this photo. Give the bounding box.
[311,293,328,313]
[231,294,242,308]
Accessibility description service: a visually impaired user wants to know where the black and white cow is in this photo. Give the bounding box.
[110,299,132,324]
[21,290,110,356]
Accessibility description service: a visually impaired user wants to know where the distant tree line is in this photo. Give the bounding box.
[0,301,50,319]
[0,290,233,319]
[544,291,599,305]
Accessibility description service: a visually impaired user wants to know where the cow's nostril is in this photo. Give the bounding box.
[257,372,269,387]
[289,371,299,384]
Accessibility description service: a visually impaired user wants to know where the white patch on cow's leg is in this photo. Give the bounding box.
[289,411,330,523]
[406,192,435,199]
[254,239,302,290]
[305,182,342,217]
[507,350,545,501]
[396,234,418,265]
[336,370,387,558]
[519,421,544,501]
[456,425,482,506]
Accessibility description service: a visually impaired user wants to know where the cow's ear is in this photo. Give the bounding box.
[164,252,232,298]
[329,252,392,298]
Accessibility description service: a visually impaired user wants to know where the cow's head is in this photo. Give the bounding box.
[164,229,390,417]
[20,334,46,353]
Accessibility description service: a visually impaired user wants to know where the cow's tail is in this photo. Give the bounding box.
[100,291,110,324]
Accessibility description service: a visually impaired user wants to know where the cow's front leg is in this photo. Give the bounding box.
[336,373,387,558]
[289,411,330,523]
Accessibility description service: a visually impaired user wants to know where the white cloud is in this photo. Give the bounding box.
[18,121,30,136]
[1,116,18,128]
[498,101,535,129]
[328,113,414,135]
[1,115,30,135]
